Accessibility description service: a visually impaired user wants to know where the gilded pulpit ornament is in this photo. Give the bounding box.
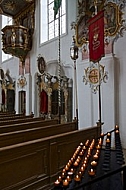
[0,0,35,66]
[83,63,108,94]
[3,1,16,11]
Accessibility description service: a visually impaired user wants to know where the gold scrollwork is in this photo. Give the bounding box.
[3,1,16,11]
[76,1,123,47]
[17,76,27,88]
[104,2,123,37]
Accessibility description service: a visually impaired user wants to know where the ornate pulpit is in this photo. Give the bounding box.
[0,0,35,65]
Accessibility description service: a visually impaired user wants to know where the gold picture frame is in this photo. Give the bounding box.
[104,2,122,37]
[76,1,123,47]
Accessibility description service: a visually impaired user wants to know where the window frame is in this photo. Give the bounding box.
[39,0,67,45]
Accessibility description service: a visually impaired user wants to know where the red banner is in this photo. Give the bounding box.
[89,11,105,63]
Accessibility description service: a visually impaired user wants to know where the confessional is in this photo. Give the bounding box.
[37,72,72,123]
[0,68,15,112]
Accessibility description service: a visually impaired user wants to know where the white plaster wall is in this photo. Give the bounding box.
[30,0,77,116]
[1,1,126,148]
[113,31,126,149]
[77,55,115,132]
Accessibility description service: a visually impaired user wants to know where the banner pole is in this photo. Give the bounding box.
[98,61,101,124]
[58,7,61,124]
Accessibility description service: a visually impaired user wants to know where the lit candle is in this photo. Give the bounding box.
[61,172,65,178]
[85,157,88,161]
[74,174,81,182]
[98,138,102,145]
[79,151,83,156]
[54,179,60,186]
[80,142,83,146]
[87,154,90,158]
[62,168,66,173]
[84,160,87,164]
[67,175,71,182]
[83,146,86,150]
[63,179,69,186]
[107,133,111,136]
[67,162,71,167]
[78,171,82,176]
[116,130,119,133]
[73,155,76,159]
[96,149,100,154]
[106,138,110,143]
[101,133,104,137]
[68,160,72,164]
[82,163,86,168]
[71,158,74,162]
[91,160,97,167]
[65,165,69,171]
[74,161,78,167]
[115,125,119,129]
[96,144,101,149]
[80,166,85,172]
[93,154,98,160]
[88,150,91,156]
[58,176,62,182]
[90,145,93,149]
[88,168,95,176]
[77,145,81,150]
[76,158,80,163]
[70,168,74,173]
[85,140,89,146]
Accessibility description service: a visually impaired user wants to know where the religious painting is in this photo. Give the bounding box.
[76,15,89,46]
[104,2,122,37]
[77,0,105,17]
[76,0,105,47]
[37,55,46,74]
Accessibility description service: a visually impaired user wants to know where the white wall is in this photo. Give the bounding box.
[113,31,126,149]
[1,1,126,148]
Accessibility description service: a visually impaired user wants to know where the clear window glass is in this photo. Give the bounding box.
[40,0,66,44]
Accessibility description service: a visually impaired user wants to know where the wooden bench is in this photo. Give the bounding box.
[0,125,100,190]
[0,118,59,133]
[0,121,77,147]
[0,113,34,121]
[0,113,25,118]
[0,116,57,126]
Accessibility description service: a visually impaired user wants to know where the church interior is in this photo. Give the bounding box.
[0,0,126,189]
